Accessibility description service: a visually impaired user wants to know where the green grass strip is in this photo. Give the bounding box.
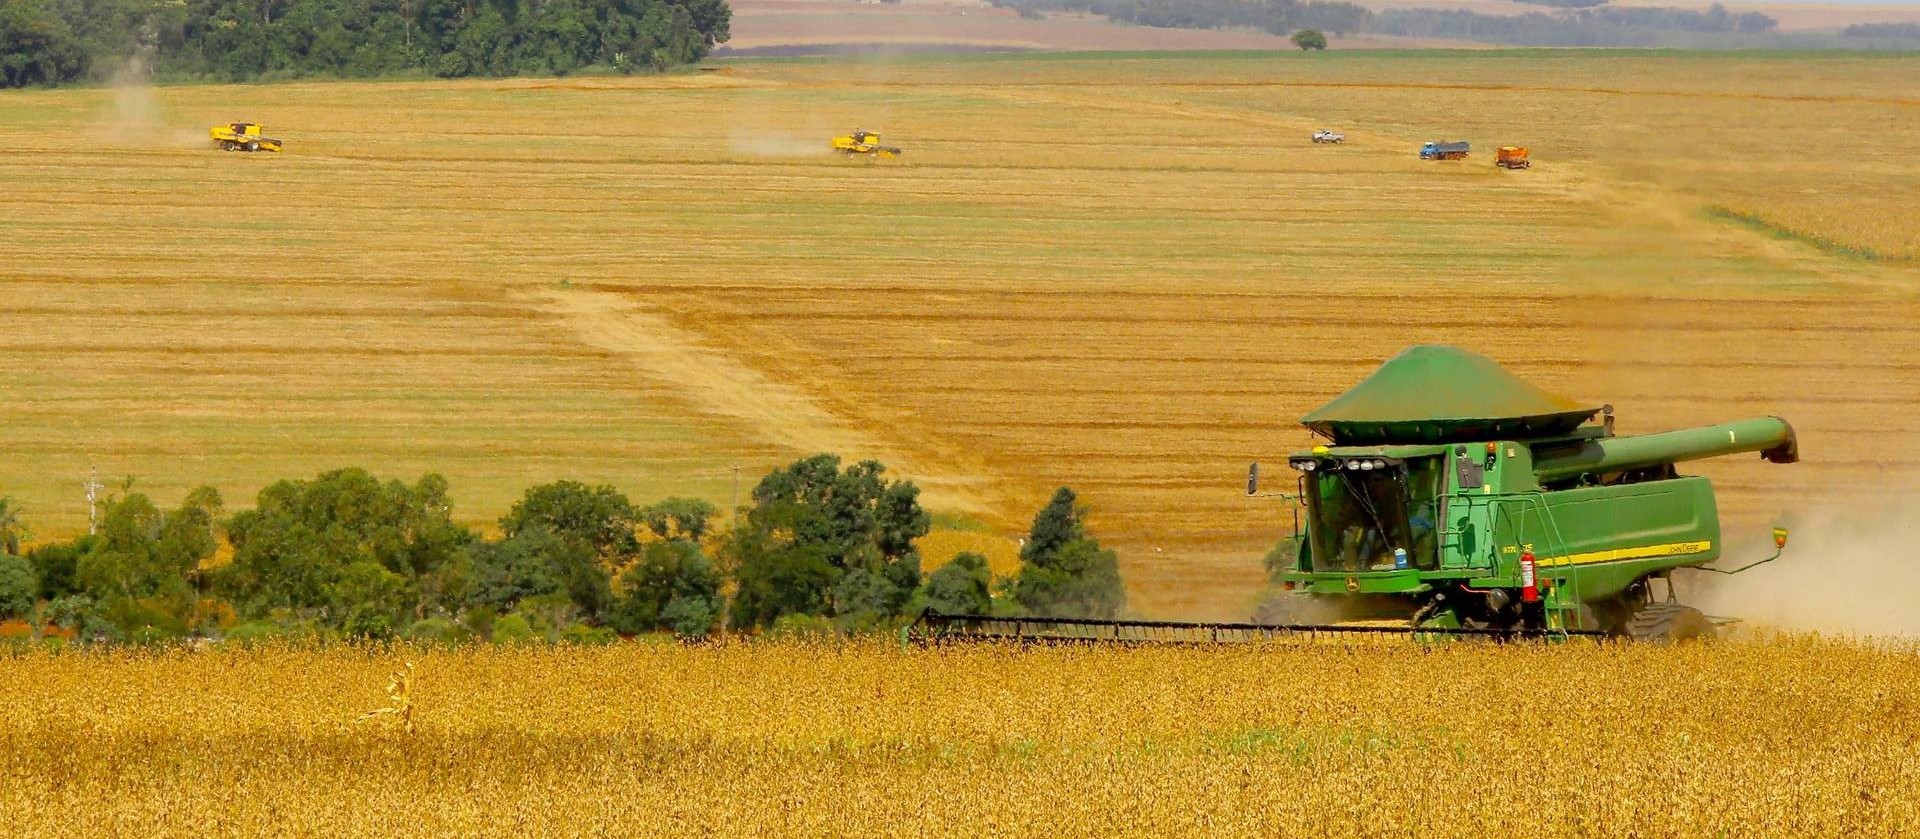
[1703,205,1907,264]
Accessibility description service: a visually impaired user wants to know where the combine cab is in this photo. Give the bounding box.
[831,129,901,159]
[211,123,283,153]
[1498,146,1532,169]
[913,345,1799,645]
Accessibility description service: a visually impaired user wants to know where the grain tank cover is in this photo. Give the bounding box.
[1302,345,1601,445]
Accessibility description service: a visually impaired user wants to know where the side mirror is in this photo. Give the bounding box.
[1246,461,1260,496]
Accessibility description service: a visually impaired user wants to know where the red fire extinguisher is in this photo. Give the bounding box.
[1520,549,1540,603]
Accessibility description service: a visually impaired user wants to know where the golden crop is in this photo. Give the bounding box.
[2,635,1916,837]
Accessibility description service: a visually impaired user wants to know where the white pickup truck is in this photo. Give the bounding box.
[1311,129,1345,144]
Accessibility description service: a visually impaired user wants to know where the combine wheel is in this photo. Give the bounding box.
[221,140,238,151]
[246,141,260,152]
[1621,602,1715,644]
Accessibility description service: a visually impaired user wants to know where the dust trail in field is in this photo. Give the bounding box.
[92,47,201,149]
[726,131,827,158]
[1697,493,1920,638]
[535,287,992,515]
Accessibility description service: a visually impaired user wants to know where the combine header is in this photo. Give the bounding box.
[915,346,1797,645]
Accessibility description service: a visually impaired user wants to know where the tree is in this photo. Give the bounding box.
[25,537,87,600]
[75,490,220,603]
[724,454,930,630]
[501,481,639,564]
[609,539,722,636]
[464,528,567,613]
[1291,28,1328,49]
[219,468,470,623]
[8,0,732,88]
[0,0,87,88]
[1004,488,1125,619]
[58,488,224,638]
[639,497,717,543]
[914,552,993,616]
[0,553,34,619]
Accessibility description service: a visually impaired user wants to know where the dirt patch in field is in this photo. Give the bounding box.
[537,287,996,516]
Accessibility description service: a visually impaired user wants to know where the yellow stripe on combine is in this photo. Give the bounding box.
[1538,540,1713,568]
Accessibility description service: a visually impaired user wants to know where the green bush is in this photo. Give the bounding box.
[914,552,993,617]
[0,554,34,619]
[560,623,617,646]
[224,621,288,644]
[491,613,537,644]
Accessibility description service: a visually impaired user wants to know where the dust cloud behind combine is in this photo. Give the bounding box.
[93,48,202,149]
[1698,494,1920,638]
[727,130,830,158]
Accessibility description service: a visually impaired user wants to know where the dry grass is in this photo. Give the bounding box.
[2,636,1917,836]
[2,52,1917,617]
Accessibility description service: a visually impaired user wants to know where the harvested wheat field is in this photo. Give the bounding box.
[3,51,1919,617]
[3,637,1919,837]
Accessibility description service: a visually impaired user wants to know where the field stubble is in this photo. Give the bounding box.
[1,54,1918,617]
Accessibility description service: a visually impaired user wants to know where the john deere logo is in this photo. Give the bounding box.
[1345,576,1359,592]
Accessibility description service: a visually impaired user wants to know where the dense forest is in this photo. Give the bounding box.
[0,0,730,87]
[0,455,1128,645]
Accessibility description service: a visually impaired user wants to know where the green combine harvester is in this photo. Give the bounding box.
[915,345,1797,644]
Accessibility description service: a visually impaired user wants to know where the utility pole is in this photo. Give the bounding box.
[731,464,740,518]
[84,464,103,535]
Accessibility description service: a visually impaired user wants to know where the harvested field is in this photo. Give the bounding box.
[2,51,1917,617]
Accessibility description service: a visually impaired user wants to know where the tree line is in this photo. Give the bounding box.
[1374,3,1774,46]
[986,0,1781,47]
[0,454,1125,645]
[997,0,1369,39]
[0,0,730,88]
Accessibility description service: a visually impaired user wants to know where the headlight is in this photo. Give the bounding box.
[1346,461,1362,471]
[1301,461,1317,472]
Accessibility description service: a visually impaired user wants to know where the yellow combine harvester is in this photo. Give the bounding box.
[211,122,283,153]
[831,129,901,159]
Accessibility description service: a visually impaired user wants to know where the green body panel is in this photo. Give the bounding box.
[1492,477,1721,602]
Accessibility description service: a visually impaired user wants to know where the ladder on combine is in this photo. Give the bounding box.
[906,610,1605,644]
